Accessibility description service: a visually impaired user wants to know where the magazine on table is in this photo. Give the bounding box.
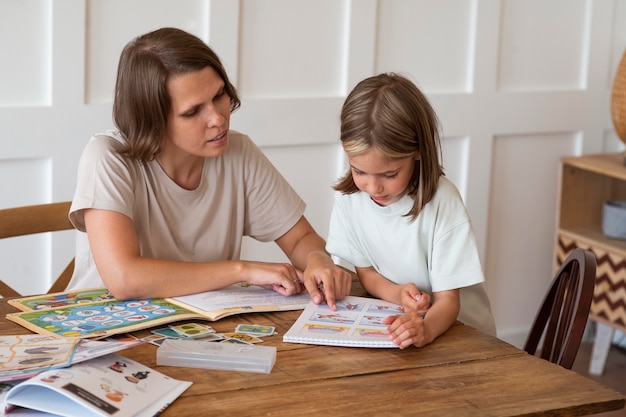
[6,285,311,339]
[0,335,144,382]
[0,353,191,417]
[283,295,406,348]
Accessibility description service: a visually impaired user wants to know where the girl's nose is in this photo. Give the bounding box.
[367,180,383,195]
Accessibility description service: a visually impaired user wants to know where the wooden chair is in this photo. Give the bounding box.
[0,201,74,297]
[523,248,596,369]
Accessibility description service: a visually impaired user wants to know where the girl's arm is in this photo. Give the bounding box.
[385,289,460,348]
[356,265,459,348]
[356,266,405,304]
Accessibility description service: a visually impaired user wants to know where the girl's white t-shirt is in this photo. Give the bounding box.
[326,176,496,335]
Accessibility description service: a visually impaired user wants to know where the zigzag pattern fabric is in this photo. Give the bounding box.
[557,235,626,329]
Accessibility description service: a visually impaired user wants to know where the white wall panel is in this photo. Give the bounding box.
[239,0,346,98]
[441,136,469,200]
[86,0,209,104]
[0,0,51,106]
[498,0,589,91]
[376,0,476,93]
[485,132,581,344]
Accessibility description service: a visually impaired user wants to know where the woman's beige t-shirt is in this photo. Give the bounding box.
[67,130,305,290]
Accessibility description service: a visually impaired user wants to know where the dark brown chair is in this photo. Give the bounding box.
[0,201,75,297]
[523,248,596,369]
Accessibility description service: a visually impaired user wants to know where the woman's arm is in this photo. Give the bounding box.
[84,208,304,299]
[275,216,352,309]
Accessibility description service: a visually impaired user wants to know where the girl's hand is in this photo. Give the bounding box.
[384,311,430,348]
[400,284,431,316]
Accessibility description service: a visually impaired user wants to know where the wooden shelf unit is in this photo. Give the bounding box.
[555,153,626,375]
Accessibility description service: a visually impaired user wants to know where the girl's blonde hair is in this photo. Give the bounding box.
[334,73,444,221]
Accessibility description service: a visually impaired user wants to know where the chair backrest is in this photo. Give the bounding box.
[523,248,596,369]
[0,201,75,297]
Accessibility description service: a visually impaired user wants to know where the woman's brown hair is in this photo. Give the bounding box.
[113,27,240,162]
[334,73,444,221]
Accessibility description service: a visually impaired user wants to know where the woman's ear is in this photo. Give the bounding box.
[414,152,421,161]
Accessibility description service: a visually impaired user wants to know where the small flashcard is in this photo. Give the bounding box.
[152,327,183,338]
[235,324,275,337]
[221,337,252,345]
[142,334,168,346]
[170,323,214,338]
[191,333,225,342]
[222,332,263,344]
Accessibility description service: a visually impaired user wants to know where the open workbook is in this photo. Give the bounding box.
[283,295,405,348]
[6,285,311,339]
[0,353,191,417]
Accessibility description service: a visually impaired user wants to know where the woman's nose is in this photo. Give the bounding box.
[206,107,225,127]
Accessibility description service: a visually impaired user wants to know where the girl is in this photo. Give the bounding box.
[326,73,496,348]
[66,27,351,308]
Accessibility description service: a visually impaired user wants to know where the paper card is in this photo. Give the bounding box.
[222,333,263,344]
[152,328,182,338]
[220,337,251,345]
[190,333,225,342]
[235,324,275,337]
[170,323,214,338]
[142,334,167,346]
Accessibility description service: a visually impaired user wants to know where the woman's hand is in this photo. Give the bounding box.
[242,261,304,296]
[302,250,352,310]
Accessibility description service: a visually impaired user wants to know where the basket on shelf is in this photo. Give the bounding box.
[611,49,626,165]
[602,200,626,240]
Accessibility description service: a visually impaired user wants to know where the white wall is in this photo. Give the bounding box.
[1,0,625,347]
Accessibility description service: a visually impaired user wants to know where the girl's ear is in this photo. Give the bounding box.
[414,152,421,161]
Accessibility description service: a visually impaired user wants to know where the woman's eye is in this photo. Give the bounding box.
[182,108,198,118]
[385,174,398,179]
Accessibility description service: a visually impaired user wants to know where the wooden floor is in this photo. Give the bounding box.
[571,342,626,416]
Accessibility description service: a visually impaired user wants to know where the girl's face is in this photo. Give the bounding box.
[348,147,417,206]
[165,66,231,159]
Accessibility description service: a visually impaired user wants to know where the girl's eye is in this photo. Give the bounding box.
[384,173,398,179]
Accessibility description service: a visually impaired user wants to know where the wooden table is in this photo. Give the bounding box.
[1,294,624,417]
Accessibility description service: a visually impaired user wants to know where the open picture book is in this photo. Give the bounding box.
[282,295,405,348]
[6,285,311,339]
[0,353,191,417]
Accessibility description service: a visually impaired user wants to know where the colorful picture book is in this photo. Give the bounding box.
[1,353,191,417]
[6,285,311,339]
[0,334,145,382]
[282,296,406,348]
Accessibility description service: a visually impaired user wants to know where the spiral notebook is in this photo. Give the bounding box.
[282,296,405,348]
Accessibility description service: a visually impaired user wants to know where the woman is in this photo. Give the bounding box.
[67,27,351,309]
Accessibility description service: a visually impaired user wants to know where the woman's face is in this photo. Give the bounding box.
[165,66,232,158]
[348,147,417,206]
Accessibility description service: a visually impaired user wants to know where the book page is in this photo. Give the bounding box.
[283,296,404,348]
[6,299,202,339]
[3,354,191,417]
[8,289,115,313]
[171,283,311,320]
